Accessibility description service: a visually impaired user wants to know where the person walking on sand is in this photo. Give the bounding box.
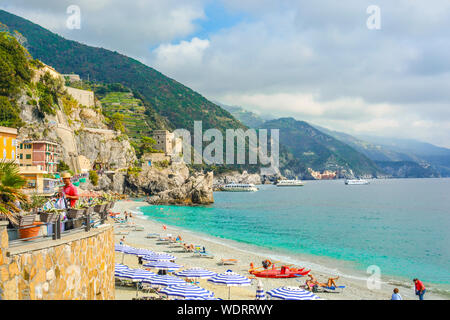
[413,278,426,300]
[391,288,402,300]
[124,211,128,222]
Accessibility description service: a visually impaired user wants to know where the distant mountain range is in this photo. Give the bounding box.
[221,104,449,178]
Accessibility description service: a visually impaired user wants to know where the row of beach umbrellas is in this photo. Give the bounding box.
[115,245,321,300]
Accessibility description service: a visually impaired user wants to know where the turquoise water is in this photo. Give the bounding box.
[139,178,450,290]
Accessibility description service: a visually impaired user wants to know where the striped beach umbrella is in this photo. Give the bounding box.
[143,261,183,270]
[116,268,157,282]
[142,275,186,287]
[266,286,320,300]
[141,253,176,261]
[160,284,215,300]
[256,280,266,300]
[175,268,217,279]
[207,271,252,300]
[133,248,155,256]
[115,263,130,270]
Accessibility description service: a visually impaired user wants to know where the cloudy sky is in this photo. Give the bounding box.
[1,0,449,147]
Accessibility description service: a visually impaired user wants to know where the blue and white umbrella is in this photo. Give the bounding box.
[207,271,252,300]
[115,263,130,271]
[160,284,215,300]
[143,261,183,270]
[133,248,155,256]
[115,244,131,252]
[266,286,320,300]
[116,268,157,282]
[142,275,186,287]
[175,268,217,279]
[141,253,176,261]
[256,280,266,300]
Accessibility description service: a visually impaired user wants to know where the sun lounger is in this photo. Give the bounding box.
[193,248,215,259]
[322,286,346,293]
[219,259,238,265]
[146,233,160,239]
[133,225,145,231]
[115,231,130,235]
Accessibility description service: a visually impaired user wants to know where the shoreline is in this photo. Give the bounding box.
[114,200,447,300]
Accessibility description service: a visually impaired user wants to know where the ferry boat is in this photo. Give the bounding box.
[221,183,258,192]
[345,179,370,185]
[276,179,304,187]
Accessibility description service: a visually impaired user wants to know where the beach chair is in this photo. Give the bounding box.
[321,286,346,293]
[115,230,130,235]
[219,258,238,265]
[146,233,160,239]
[133,225,145,231]
[193,247,215,259]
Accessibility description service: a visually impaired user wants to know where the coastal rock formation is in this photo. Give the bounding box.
[214,170,261,185]
[125,162,214,205]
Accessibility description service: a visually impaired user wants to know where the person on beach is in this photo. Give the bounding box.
[119,236,126,245]
[61,172,79,208]
[413,278,426,300]
[391,288,402,300]
[305,274,340,291]
[124,211,128,221]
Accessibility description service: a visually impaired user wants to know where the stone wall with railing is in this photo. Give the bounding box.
[0,220,115,300]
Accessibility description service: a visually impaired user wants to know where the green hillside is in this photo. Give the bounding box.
[0,9,244,134]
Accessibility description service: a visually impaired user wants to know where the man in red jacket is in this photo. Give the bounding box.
[413,278,426,300]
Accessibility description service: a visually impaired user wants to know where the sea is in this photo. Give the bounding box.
[135,178,450,296]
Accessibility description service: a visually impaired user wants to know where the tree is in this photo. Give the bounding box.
[57,160,70,173]
[0,96,23,128]
[110,113,125,133]
[0,160,28,225]
[89,170,99,186]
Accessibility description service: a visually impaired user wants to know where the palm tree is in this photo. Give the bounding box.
[0,160,29,225]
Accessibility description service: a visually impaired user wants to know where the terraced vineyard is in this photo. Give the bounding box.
[100,92,150,141]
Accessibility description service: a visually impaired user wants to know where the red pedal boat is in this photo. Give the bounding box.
[249,261,310,278]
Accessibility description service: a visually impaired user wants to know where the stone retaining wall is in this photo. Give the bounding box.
[0,221,115,300]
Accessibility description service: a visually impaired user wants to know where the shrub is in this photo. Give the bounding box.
[89,170,99,186]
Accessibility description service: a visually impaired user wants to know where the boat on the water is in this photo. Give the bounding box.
[276,179,304,187]
[220,183,258,192]
[345,179,370,185]
[249,261,310,278]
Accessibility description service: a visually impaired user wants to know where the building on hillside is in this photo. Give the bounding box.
[17,140,60,174]
[62,74,81,82]
[141,153,171,167]
[65,86,95,107]
[0,126,18,163]
[308,168,337,180]
[152,130,182,156]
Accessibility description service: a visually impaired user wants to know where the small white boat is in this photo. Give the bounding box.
[276,179,304,187]
[221,183,258,192]
[345,179,370,185]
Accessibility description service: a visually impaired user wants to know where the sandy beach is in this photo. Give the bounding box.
[113,201,445,300]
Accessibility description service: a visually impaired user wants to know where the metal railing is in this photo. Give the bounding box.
[7,209,110,248]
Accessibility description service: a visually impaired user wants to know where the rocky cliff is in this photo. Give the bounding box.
[125,162,213,205]
[14,61,214,204]
[214,171,262,185]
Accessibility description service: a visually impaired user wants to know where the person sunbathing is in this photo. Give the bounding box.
[305,274,340,290]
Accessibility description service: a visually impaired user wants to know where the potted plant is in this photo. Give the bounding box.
[0,160,30,239]
[67,201,86,219]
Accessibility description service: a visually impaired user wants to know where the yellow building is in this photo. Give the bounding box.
[0,126,18,162]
